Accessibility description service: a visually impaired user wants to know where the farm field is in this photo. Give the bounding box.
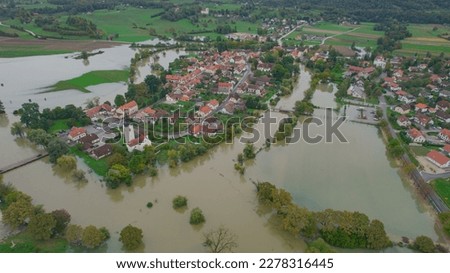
[282,22,383,49]
[47,70,129,93]
[395,24,450,56]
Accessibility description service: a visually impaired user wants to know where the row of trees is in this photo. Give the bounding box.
[255,182,392,250]
[16,102,90,132]
[1,175,144,251]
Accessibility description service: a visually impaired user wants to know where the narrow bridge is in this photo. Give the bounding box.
[0,152,49,175]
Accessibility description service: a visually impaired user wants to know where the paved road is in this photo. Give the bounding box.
[379,95,449,213]
[278,26,300,46]
[421,171,450,182]
[320,27,360,45]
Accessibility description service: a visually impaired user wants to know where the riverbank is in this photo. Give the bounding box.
[0,37,126,58]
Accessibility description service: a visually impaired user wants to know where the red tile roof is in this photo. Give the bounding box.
[69,127,86,138]
[118,100,137,111]
[427,150,450,166]
[440,129,450,139]
[199,105,212,115]
[408,128,423,139]
[443,144,450,154]
[415,103,428,109]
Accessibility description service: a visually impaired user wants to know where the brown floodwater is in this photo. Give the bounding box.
[0,50,441,252]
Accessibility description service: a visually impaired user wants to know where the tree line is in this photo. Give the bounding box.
[255,181,392,250]
[257,0,450,24]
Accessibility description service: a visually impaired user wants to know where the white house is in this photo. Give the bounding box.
[407,128,426,143]
[397,115,411,127]
[427,150,450,168]
[116,100,138,117]
[68,127,87,142]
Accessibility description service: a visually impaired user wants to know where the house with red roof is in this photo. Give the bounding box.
[116,100,138,117]
[207,99,219,110]
[197,105,212,117]
[68,127,87,141]
[438,129,450,143]
[414,113,433,127]
[85,104,112,119]
[427,150,450,168]
[407,128,426,143]
[217,82,233,94]
[394,104,411,115]
[397,115,411,127]
[442,144,450,156]
[415,103,428,113]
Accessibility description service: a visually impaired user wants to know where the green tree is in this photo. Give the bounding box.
[306,238,336,253]
[143,145,157,166]
[2,198,34,229]
[167,149,179,168]
[72,169,87,182]
[65,224,83,246]
[47,138,69,163]
[20,102,41,129]
[105,164,132,189]
[366,220,392,249]
[203,226,238,253]
[438,212,450,237]
[243,143,256,159]
[107,152,127,167]
[0,99,5,114]
[114,94,126,107]
[190,207,205,225]
[128,154,146,174]
[82,225,107,249]
[172,195,188,209]
[27,129,51,147]
[51,209,71,235]
[120,225,144,250]
[294,101,314,116]
[28,213,56,240]
[56,155,77,171]
[281,205,310,235]
[10,122,25,137]
[413,236,435,253]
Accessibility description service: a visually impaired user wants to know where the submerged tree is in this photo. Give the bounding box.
[0,99,5,114]
[203,226,238,253]
[10,121,26,137]
[120,225,144,250]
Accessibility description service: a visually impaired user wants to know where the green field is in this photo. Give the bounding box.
[70,147,109,177]
[283,22,383,49]
[432,178,450,208]
[0,46,71,58]
[47,70,129,93]
[49,119,70,133]
[395,24,450,56]
[0,230,67,253]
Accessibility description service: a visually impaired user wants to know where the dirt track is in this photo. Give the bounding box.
[0,37,127,51]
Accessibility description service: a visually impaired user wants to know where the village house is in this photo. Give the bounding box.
[397,115,411,127]
[207,99,219,110]
[407,128,426,143]
[347,83,366,99]
[437,100,450,112]
[438,129,450,143]
[90,144,113,160]
[217,82,233,94]
[78,133,100,151]
[373,55,386,69]
[68,127,87,142]
[197,105,212,118]
[116,100,138,117]
[414,113,433,127]
[394,104,411,115]
[345,66,375,79]
[442,144,450,156]
[415,103,428,113]
[427,150,450,169]
[85,104,112,119]
[127,134,152,153]
[436,110,450,123]
[257,63,273,72]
